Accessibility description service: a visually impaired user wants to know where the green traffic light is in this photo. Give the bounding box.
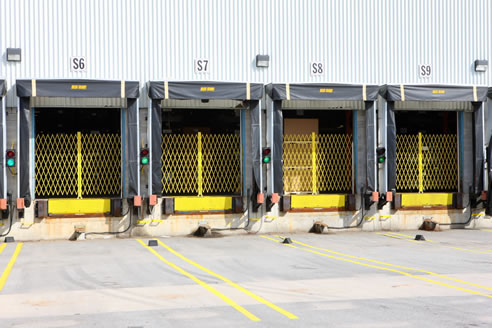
[263,156,271,163]
[378,156,386,163]
[141,157,149,165]
[7,159,15,167]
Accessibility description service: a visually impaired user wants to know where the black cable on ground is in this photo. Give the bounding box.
[440,186,482,226]
[0,203,14,237]
[211,227,250,231]
[439,200,474,226]
[211,188,255,232]
[85,201,133,236]
[320,187,366,230]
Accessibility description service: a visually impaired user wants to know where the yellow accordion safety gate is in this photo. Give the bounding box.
[283,133,352,194]
[35,132,121,198]
[396,133,458,192]
[161,133,241,196]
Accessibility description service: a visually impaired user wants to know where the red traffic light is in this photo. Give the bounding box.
[6,150,15,158]
[262,148,271,156]
[140,148,149,156]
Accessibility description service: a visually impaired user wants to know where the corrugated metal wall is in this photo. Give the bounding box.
[1,0,491,106]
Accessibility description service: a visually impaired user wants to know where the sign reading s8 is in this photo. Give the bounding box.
[311,62,324,76]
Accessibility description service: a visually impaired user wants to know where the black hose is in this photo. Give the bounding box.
[319,187,366,230]
[85,201,133,236]
[0,203,14,237]
[211,188,254,232]
[439,200,474,226]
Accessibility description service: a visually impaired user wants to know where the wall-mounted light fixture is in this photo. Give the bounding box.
[6,48,21,62]
[474,59,488,72]
[256,55,270,68]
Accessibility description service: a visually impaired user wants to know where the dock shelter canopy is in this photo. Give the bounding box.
[0,80,6,200]
[267,83,379,195]
[269,83,379,101]
[147,81,264,197]
[16,79,140,206]
[380,84,489,195]
[380,84,488,102]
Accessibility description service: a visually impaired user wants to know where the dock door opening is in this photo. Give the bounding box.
[161,108,241,196]
[34,107,121,198]
[395,111,458,193]
[283,110,353,194]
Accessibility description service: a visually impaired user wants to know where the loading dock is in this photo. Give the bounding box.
[381,84,489,208]
[147,81,263,213]
[16,79,140,215]
[266,83,379,211]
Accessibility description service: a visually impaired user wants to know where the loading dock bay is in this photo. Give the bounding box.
[0,230,491,327]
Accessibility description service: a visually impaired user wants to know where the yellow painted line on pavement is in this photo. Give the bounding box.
[383,231,436,242]
[0,243,23,292]
[136,239,260,321]
[483,229,492,232]
[157,240,297,319]
[376,232,422,243]
[0,243,6,255]
[383,232,492,254]
[264,235,492,296]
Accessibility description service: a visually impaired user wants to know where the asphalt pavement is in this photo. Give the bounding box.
[0,228,491,327]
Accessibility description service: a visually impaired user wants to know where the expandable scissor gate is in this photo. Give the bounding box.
[35,132,121,198]
[161,133,241,196]
[396,133,458,192]
[283,133,352,194]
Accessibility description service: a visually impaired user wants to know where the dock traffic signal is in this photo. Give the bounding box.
[262,147,271,164]
[6,149,15,167]
[376,147,386,164]
[140,148,149,165]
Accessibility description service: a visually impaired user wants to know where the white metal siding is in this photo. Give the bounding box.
[1,0,491,106]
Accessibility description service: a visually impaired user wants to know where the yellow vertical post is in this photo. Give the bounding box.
[418,132,423,193]
[312,132,318,194]
[197,132,203,197]
[77,131,82,199]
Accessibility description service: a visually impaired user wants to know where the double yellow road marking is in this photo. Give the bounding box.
[378,231,492,254]
[261,235,492,299]
[377,232,422,243]
[137,239,297,321]
[0,243,23,292]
